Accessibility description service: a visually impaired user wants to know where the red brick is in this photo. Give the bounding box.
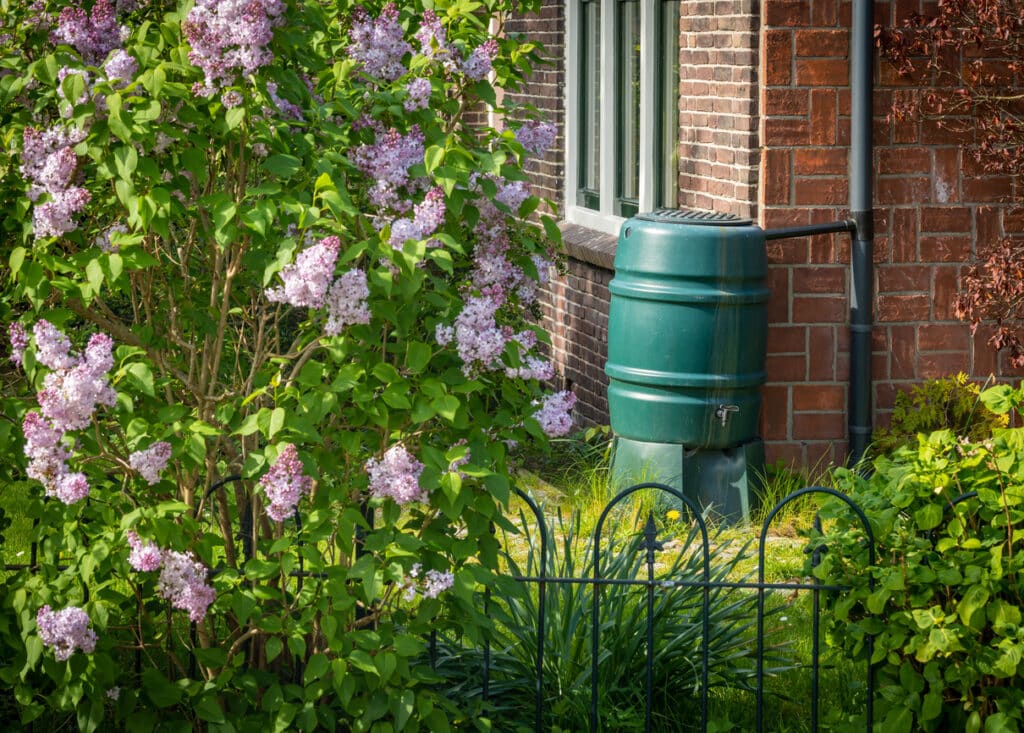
[767,267,791,322]
[809,89,838,145]
[763,148,791,205]
[920,117,971,145]
[919,351,970,379]
[793,147,846,175]
[890,325,917,380]
[764,442,806,469]
[793,266,845,294]
[768,325,807,354]
[877,177,933,206]
[877,294,932,322]
[877,265,930,293]
[766,237,809,265]
[932,267,961,320]
[765,0,810,26]
[763,207,810,229]
[977,207,1002,247]
[972,325,999,377]
[920,236,971,263]
[877,147,930,175]
[872,351,891,382]
[921,207,972,233]
[766,88,809,116]
[793,412,845,440]
[761,385,790,440]
[794,177,848,205]
[918,323,970,352]
[962,175,1015,203]
[808,326,837,380]
[767,353,807,382]
[932,148,960,204]
[795,29,849,57]
[811,0,839,25]
[765,117,810,146]
[764,30,793,86]
[891,208,919,263]
[793,295,847,323]
[793,384,845,411]
[795,58,849,86]
[1003,207,1024,233]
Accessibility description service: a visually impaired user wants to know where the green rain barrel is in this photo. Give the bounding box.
[605,209,768,449]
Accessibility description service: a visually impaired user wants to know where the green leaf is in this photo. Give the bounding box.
[957,585,990,626]
[225,106,245,130]
[980,385,1016,415]
[141,669,182,708]
[268,407,286,439]
[304,653,329,685]
[265,636,283,663]
[123,362,156,396]
[9,247,26,277]
[262,154,302,179]
[405,342,432,373]
[425,145,445,173]
[914,503,943,531]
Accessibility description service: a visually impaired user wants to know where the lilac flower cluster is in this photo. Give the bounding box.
[365,445,425,505]
[17,322,116,505]
[265,81,302,120]
[352,123,424,196]
[36,605,98,661]
[257,443,312,521]
[348,3,411,81]
[404,77,431,111]
[103,49,138,86]
[51,0,126,65]
[402,563,455,601]
[182,0,284,96]
[157,550,216,622]
[389,187,445,249]
[325,268,371,335]
[414,10,449,61]
[461,39,497,81]
[129,441,172,485]
[265,236,341,308]
[126,530,163,572]
[21,126,90,239]
[534,391,577,438]
[125,531,215,621]
[514,120,557,158]
[8,323,27,366]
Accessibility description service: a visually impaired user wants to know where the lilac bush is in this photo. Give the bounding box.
[0,0,567,729]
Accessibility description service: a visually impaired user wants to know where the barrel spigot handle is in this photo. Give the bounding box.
[715,404,739,427]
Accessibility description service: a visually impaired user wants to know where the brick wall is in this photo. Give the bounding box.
[512,0,1021,470]
[677,0,760,217]
[760,0,1022,467]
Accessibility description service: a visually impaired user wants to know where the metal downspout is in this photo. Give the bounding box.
[848,0,874,466]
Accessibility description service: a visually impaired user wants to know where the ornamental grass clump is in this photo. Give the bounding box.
[0,0,567,729]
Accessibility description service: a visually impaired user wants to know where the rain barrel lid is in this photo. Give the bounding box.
[634,207,753,227]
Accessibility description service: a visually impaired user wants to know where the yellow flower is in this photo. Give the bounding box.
[665,509,681,522]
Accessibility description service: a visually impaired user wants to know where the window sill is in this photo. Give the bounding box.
[558,221,619,271]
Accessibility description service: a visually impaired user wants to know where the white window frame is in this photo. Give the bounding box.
[565,0,662,236]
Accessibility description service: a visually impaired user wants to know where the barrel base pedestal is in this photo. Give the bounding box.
[610,437,764,526]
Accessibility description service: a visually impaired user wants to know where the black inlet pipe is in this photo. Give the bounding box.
[849,0,874,466]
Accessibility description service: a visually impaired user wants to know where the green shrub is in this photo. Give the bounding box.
[435,502,788,732]
[812,383,1024,732]
[872,373,1007,455]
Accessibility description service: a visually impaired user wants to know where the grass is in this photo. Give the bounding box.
[507,430,865,731]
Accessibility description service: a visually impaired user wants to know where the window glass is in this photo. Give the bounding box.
[578,0,601,209]
[616,0,641,216]
[658,0,680,209]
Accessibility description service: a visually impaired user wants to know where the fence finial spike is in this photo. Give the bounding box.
[641,512,664,564]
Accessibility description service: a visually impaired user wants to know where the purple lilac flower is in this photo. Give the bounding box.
[37,332,117,432]
[390,187,446,248]
[126,530,163,572]
[54,472,90,504]
[348,3,411,81]
[404,77,431,111]
[452,294,508,374]
[515,120,557,157]
[182,0,285,95]
[324,269,371,336]
[265,81,302,120]
[9,323,28,366]
[103,49,137,85]
[106,687,120,701]
[462,39,498,80]
[94,222,128,253]
[32,320,76,370]
[157,550,215,622]
[265,236,341,309]
[423,569,455,599]
[21,126,90,239]
[257,443,312,521]
[352,124,424,189]
[415,10,447,58]
[221,89,243,108]
[129,441,172,485]
[33,188,93,238]
[51,0,126,65]
[365,445,425,505]
[36,605,98,661]
[534,391,577,437]
[506,355,554,381]
[435,324,454,347]
[495,179,530,212]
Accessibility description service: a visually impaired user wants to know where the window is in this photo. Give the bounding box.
[566,0,680,233]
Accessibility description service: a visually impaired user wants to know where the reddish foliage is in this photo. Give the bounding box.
[955,240,1024,367]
